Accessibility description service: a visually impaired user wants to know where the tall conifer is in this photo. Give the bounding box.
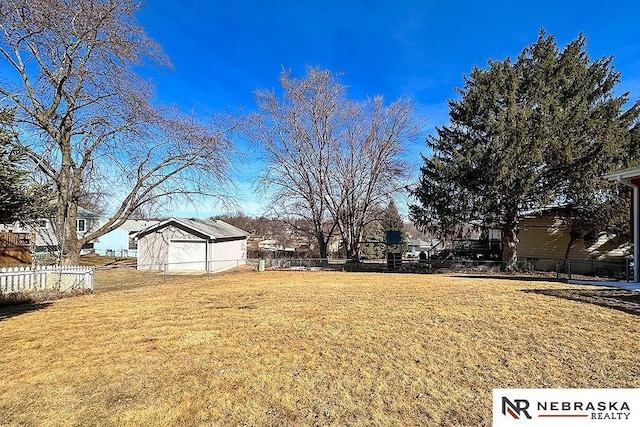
[410,31,640,270]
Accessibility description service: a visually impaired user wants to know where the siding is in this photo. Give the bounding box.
[518,217,630,261]
[208,238,247,272]
[137,222,248,273]
[7,216,101,248]
[138,225,200,270]
[518,217,576,260]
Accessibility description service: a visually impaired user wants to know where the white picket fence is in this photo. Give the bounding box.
[0,265,94,293]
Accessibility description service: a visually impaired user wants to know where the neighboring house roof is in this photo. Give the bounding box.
[519,203,578,219]
[40,204,99,219]
[135,218,249,240]
[121,219,161,233]
[75,206,100,218]
[258,239,280,246]
[409,238,443,246]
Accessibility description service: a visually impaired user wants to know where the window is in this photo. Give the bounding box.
[76,219,86,232]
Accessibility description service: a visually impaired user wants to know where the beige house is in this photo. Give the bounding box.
[135,218,249,273]
[519,216,628,261]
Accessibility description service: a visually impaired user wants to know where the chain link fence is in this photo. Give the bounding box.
[428,257,633,282]
[3,255,633,299]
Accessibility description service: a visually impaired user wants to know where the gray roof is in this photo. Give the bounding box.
[136,218,249,240]
[179,218,249,239]
[122,219,161,232]
[43,205,98,219]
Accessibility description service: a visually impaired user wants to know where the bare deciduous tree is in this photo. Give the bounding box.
[251,67,341,258]
[328,96,416,259]
[0,0,235,263]
[251,67,418,259]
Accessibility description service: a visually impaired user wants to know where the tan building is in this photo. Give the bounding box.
[518,214,630,261]
[516,206,630,277]
[135,218,249,273]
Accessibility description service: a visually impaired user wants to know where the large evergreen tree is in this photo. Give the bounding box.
[0,109,49,223]
[410,31,640,270]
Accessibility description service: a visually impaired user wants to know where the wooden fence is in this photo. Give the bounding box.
[0,265,94,294]
[0,231,31,246]
[0,231,33,263]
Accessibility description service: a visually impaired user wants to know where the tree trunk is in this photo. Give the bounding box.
[63,234,82,265]
[317,235,328,259]
[501,221,519,272]
[346,244,359,261]
[54,192,83,265]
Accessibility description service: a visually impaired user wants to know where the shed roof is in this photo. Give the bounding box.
[135,218,249,240]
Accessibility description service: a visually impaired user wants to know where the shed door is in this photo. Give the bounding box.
[168,240,206,271]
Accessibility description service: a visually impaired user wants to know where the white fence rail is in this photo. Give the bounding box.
[0,266,94,294]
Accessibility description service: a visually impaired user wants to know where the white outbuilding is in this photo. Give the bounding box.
[135,218,249,273]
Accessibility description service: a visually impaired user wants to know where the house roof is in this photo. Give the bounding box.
[604,165,640,182]
[407,239,429,247]
[42,204,99,219]
[121,219,161,232]
[135,218,249,240]
[519,203,578,218]
[76,206,100,218]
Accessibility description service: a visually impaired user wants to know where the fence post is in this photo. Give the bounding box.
[567,260,571,280]
[626,259,630,282]
[556,260,559,279]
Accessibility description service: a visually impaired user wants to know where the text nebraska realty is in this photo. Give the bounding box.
[503,397,631,420]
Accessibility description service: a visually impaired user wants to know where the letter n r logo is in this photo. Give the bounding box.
[502,397,532,419]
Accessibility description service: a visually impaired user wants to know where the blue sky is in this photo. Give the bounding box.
[136,0,640,218]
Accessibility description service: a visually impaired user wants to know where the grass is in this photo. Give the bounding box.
[78,254,138,267]
[0,270,638,426]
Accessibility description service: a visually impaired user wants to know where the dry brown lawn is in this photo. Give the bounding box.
[0,270,638,426]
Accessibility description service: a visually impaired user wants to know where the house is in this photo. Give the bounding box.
[255,239,297,257]
[406,238,443,258]
[2,206,101,257]
[135,218,249,273]
[517,205,630,261]
[93,219,160,257]
[512,205,631,277]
